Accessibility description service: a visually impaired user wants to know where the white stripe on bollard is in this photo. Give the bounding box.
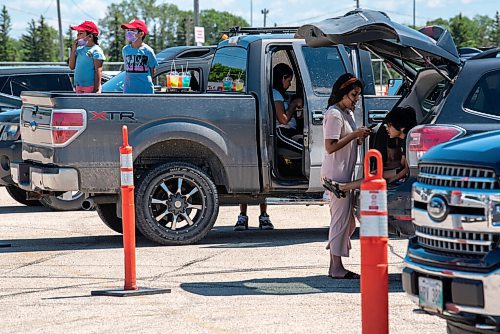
[120,171,134,186]
[120,153,133,169]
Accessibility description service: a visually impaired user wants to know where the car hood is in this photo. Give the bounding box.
[296,9,460,68]
[0,108,21,123]
[422,130,500,175]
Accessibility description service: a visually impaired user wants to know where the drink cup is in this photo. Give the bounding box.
[170,71,179,88]
[166,73,171,88]
[223,76,233,91]
[234,79,244,92]
[182,72,191,88]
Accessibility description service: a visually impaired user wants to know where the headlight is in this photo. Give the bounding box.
[0,124,20,141]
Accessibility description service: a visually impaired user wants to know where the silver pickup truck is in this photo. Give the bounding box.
[12,10,460,245]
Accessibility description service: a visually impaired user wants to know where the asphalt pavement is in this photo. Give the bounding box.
[0,187,446,333]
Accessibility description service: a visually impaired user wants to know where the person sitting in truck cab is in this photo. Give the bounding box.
[273,63,304,154]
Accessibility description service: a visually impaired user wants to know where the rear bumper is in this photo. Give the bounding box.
[0,139,21,186]
[11,161,79,192]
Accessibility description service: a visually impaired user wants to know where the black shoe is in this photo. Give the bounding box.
[258,213,274,230]
[234,214,249,231]
[322,179,346,199]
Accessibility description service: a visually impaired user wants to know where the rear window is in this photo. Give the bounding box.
[464,70,500,117]
[207,46,247,93]
[10,74,73,96]
[302,46,346,95]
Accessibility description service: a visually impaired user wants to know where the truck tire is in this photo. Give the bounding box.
[39,191,86,211]
[5,185,42,206]
[135,162,219,245]
[96,203,123,234]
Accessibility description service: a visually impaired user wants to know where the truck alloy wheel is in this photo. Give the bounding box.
[135,162,219,245]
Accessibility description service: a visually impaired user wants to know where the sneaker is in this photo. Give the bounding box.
[258,213,274,230]
[234,214,249,231]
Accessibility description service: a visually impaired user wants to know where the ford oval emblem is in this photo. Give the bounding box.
[427,196,448,222]
[29,120,38,131]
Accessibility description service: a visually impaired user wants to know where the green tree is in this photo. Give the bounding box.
[21,16,58,62]
[491,11,500,46]
[200,9,249,45]
[474,15,494,47]
[449,14,476,47]
[0,5,16,61]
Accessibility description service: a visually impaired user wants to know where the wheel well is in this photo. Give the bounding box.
[134,140,228,194]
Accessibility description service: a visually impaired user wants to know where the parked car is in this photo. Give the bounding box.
[298,10,500,236]
[403,130,500,334]
[0,66,78,208]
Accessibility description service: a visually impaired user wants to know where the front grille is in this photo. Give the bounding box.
[416,226,499,257]
[418,164,499,190]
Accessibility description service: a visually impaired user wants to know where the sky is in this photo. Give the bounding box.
[2,0,499,39]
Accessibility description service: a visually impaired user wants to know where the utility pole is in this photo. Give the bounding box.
[261,8,269,28]
[250,0,253,27]
[194,0,199,27]
[56,0,64,62]
[413,0,416,29]
[355,0,360,9]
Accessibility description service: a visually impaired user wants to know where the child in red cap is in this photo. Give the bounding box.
[69,21,105,93]
[120,19,158,94]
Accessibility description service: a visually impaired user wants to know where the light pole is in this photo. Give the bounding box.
[261,8,269,27]
[413,0,416,29]
[250,0,253,27]
[56,0,64,62]
[355,0,359,8]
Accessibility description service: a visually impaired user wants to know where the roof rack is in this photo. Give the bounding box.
[222,26,299,37]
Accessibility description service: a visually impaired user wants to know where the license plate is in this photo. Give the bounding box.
[418,277,443,312]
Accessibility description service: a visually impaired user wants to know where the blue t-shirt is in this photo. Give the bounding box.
[273,88,297,129]
[122,44,158,94]
[74,45,105,87]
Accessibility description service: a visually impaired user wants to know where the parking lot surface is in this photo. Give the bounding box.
[0,188,445,333]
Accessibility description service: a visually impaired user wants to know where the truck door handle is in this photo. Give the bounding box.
[369,111,389,123]
[311,110,324,125]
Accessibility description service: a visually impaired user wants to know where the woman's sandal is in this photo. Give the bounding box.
[329,271,360,279]
[322,179,347,199]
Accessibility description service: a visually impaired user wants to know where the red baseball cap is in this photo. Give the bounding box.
[70,21,99,35]
[121,19,148,35]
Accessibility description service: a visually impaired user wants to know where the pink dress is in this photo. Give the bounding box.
[320,105,358,257]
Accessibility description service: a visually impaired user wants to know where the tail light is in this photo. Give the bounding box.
[51,109,87,146]
[407,125,465,168]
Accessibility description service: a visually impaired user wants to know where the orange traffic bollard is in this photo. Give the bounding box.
[91,126,170,297]
[119,125,137,290]
[360,149,388,334]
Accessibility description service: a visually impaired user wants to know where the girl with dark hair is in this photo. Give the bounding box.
[321,73,372,279]
[273,63,304,153]
[326,105,418,193]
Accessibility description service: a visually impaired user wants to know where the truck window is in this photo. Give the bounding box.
[10,74,73,96]
[301,47,346,95]
[0,76,10,95]
[464,70,500,117]
[207,46,247,93]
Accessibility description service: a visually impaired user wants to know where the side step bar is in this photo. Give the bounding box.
[266,197,328,206]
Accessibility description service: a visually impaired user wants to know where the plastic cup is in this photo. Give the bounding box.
[182,72,191,88]
[170,71,179,88]
[223,76,233,91]
[166,74,171,88]
[234,79,244,92]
